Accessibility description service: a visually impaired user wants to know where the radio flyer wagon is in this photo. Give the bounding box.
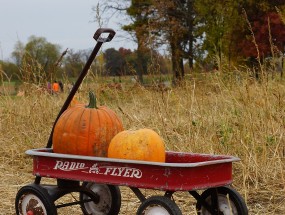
[15,28,248,215]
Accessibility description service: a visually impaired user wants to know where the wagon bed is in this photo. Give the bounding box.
[26,148,240,192]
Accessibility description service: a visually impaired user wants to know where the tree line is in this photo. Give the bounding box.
[0,35,171,84]
[1,0,285,86]
[99,0,285,83]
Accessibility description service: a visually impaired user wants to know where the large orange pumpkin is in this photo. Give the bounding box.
[108,128,165,162]
[53,92,124,157]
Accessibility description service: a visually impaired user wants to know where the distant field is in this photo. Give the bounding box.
[0,81,17,95]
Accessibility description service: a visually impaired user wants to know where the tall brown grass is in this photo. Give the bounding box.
[1,72,285,214]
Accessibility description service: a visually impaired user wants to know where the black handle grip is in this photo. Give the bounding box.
[93,28,116,42]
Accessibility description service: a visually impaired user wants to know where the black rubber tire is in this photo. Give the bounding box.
[15,183,57,215]
[137,196,182,215]
[80,182,121,215]
[196,186,248,215]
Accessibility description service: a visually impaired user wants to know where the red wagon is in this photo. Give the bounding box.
[15,29,248,215]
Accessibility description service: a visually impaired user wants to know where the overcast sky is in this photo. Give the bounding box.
[0,0,135,61]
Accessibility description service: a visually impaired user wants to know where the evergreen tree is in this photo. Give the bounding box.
[123,0,154,83]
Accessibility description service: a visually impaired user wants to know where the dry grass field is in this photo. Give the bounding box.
[1,72,285,214]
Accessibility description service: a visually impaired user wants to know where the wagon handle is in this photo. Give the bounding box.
[45,28,116,149]
[93,28,116,42]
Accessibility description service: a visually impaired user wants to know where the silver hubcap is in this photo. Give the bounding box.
[201,194,238,215]
[19,193,47,215]
[82,183,112,215]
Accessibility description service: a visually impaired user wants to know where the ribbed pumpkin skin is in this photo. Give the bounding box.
[108,128,165,162]
[53,104,124,157]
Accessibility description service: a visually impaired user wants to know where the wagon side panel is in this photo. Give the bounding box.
[32,155,233,191]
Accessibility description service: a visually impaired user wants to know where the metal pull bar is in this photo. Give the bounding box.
[45,28,116,149]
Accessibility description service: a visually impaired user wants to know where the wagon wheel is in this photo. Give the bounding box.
[137,196,182,215]
[80,182,121,215]
[196,186,248,215]
[15,183,57,215]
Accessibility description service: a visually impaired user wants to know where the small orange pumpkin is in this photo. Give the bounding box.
[68,97,81,108]
[108,128,166,162]
[53,92,124,157]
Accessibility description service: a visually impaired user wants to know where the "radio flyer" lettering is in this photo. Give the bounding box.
[53,160,142,179]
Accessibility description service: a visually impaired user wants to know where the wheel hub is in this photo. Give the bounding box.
[19,193,47,215]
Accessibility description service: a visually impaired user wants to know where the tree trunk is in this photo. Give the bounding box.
[171,39,184,86]
[187,0,194,70]
[136,39,145,84]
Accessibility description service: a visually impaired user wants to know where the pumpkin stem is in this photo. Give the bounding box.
[86,91,98,109]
